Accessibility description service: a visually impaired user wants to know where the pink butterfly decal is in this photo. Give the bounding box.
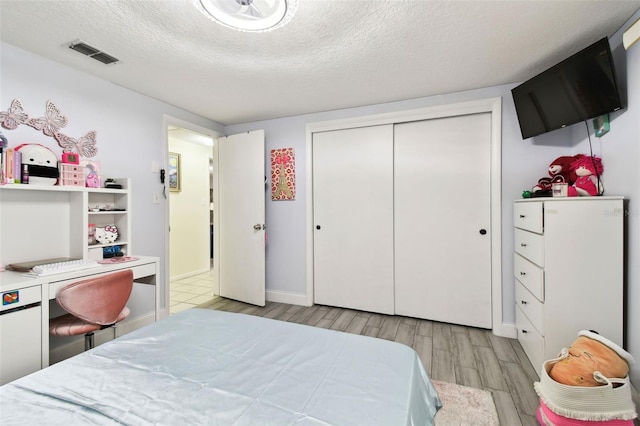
[27,100,68,136]
[55,130,98,158]
[0,99,29,130]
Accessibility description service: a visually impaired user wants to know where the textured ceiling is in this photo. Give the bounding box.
[1,0,639,125]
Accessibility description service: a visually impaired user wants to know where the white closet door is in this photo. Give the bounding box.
[394,113,492,328]
[313,125,394,314]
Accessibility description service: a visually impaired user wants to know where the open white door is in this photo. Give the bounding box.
[218,130,266,306]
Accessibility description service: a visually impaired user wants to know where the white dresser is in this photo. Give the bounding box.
[513,197,624,371]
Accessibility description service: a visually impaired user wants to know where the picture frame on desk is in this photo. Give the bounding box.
[168,152,181,192]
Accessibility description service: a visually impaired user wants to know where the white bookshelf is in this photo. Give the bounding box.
[0,179,131,265]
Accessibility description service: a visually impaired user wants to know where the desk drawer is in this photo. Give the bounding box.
[514,228,544,267]
[0,285,41,312]
[132,263,157,280]
[514,202,543,233]
[516,306,544,371]
[515,280,543,335]
[514,254,544,301]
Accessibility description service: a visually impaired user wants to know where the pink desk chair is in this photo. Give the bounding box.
[50,269,133,351]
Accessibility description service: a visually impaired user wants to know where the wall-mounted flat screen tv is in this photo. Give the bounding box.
[511,37,622,139]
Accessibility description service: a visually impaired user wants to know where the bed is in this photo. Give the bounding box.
[0,308,442,425]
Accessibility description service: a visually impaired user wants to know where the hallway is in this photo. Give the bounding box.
[169,267,216,314]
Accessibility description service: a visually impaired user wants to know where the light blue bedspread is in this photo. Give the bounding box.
[0,308,441,425]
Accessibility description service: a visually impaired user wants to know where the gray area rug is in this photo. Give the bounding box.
[433,380,500,425]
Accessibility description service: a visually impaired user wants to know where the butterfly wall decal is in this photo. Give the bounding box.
[0,99,29,130]
[0,99,98,158]
[26,100,68,136]
[55,130,98,158]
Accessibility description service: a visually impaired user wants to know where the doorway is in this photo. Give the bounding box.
[166,124,218,314]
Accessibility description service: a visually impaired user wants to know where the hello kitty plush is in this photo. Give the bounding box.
[567,156,603,196]
[95,225,118,244]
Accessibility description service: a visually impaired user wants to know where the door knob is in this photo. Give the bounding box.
[316,225,321,230]
[479,229,487,235]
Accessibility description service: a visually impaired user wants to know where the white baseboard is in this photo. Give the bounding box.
[266,290,311,306]
[493,321,517,339]
[49,313,156,365]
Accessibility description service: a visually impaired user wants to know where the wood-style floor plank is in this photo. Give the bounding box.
[431,347,456,383]
[194,298,547,424]
[378,316,400,341]
[474,346,509,391]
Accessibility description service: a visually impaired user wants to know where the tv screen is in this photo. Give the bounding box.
[511,37,622,139]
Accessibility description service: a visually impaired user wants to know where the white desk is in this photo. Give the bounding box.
[0,256,159,384]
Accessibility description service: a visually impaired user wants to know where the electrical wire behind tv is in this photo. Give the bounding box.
[585,120,604,196]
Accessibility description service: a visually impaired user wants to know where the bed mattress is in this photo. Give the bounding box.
[0,308,441,425]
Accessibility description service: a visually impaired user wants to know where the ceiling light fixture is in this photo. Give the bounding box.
[193,0,297,32]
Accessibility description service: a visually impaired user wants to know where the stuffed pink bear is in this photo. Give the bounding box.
[567,156,603,196]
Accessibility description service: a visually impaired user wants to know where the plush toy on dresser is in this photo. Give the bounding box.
[567,156,604,197]
[532,155,584,195]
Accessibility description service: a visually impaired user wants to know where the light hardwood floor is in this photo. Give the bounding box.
[195,296,543,425]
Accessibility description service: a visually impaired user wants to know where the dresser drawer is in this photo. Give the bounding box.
[515,280,544,335]
[514,202,543,233]
[516,306,544,371]
[514,254,544,301]
[514,228,544,267]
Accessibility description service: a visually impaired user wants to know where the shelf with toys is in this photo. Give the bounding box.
[0,178,131,266]
[0,99,132,266]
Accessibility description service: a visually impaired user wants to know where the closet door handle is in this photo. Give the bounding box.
[520,300,527,305]
[519,215,526,218]
[520,272,526,276]
[520,243,527,247]
[253,224,264,230]
[316,225,321,230]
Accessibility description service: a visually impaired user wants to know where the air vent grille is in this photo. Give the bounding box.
[68,41,119,65]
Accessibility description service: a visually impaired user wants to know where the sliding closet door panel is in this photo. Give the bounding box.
[394,113,492,328]
[313,125,394,315]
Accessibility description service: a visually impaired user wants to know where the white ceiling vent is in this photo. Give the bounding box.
[67,41,119,65]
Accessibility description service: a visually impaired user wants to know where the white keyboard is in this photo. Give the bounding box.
[32,259,101,276]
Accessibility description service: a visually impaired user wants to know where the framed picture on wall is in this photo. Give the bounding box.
[168,152,181,192]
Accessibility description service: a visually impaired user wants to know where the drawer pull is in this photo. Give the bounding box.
[520,300,527,305]
[519,215,525,218]
[520,271,526,276]
[520,243,527,247]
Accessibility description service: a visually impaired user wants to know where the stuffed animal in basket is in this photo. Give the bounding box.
[548,330,632,387]
[532,155,584,194]
[567,156,603,197]
[536,330,637,425]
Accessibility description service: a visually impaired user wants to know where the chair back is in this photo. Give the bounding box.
[56,269,133,325]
